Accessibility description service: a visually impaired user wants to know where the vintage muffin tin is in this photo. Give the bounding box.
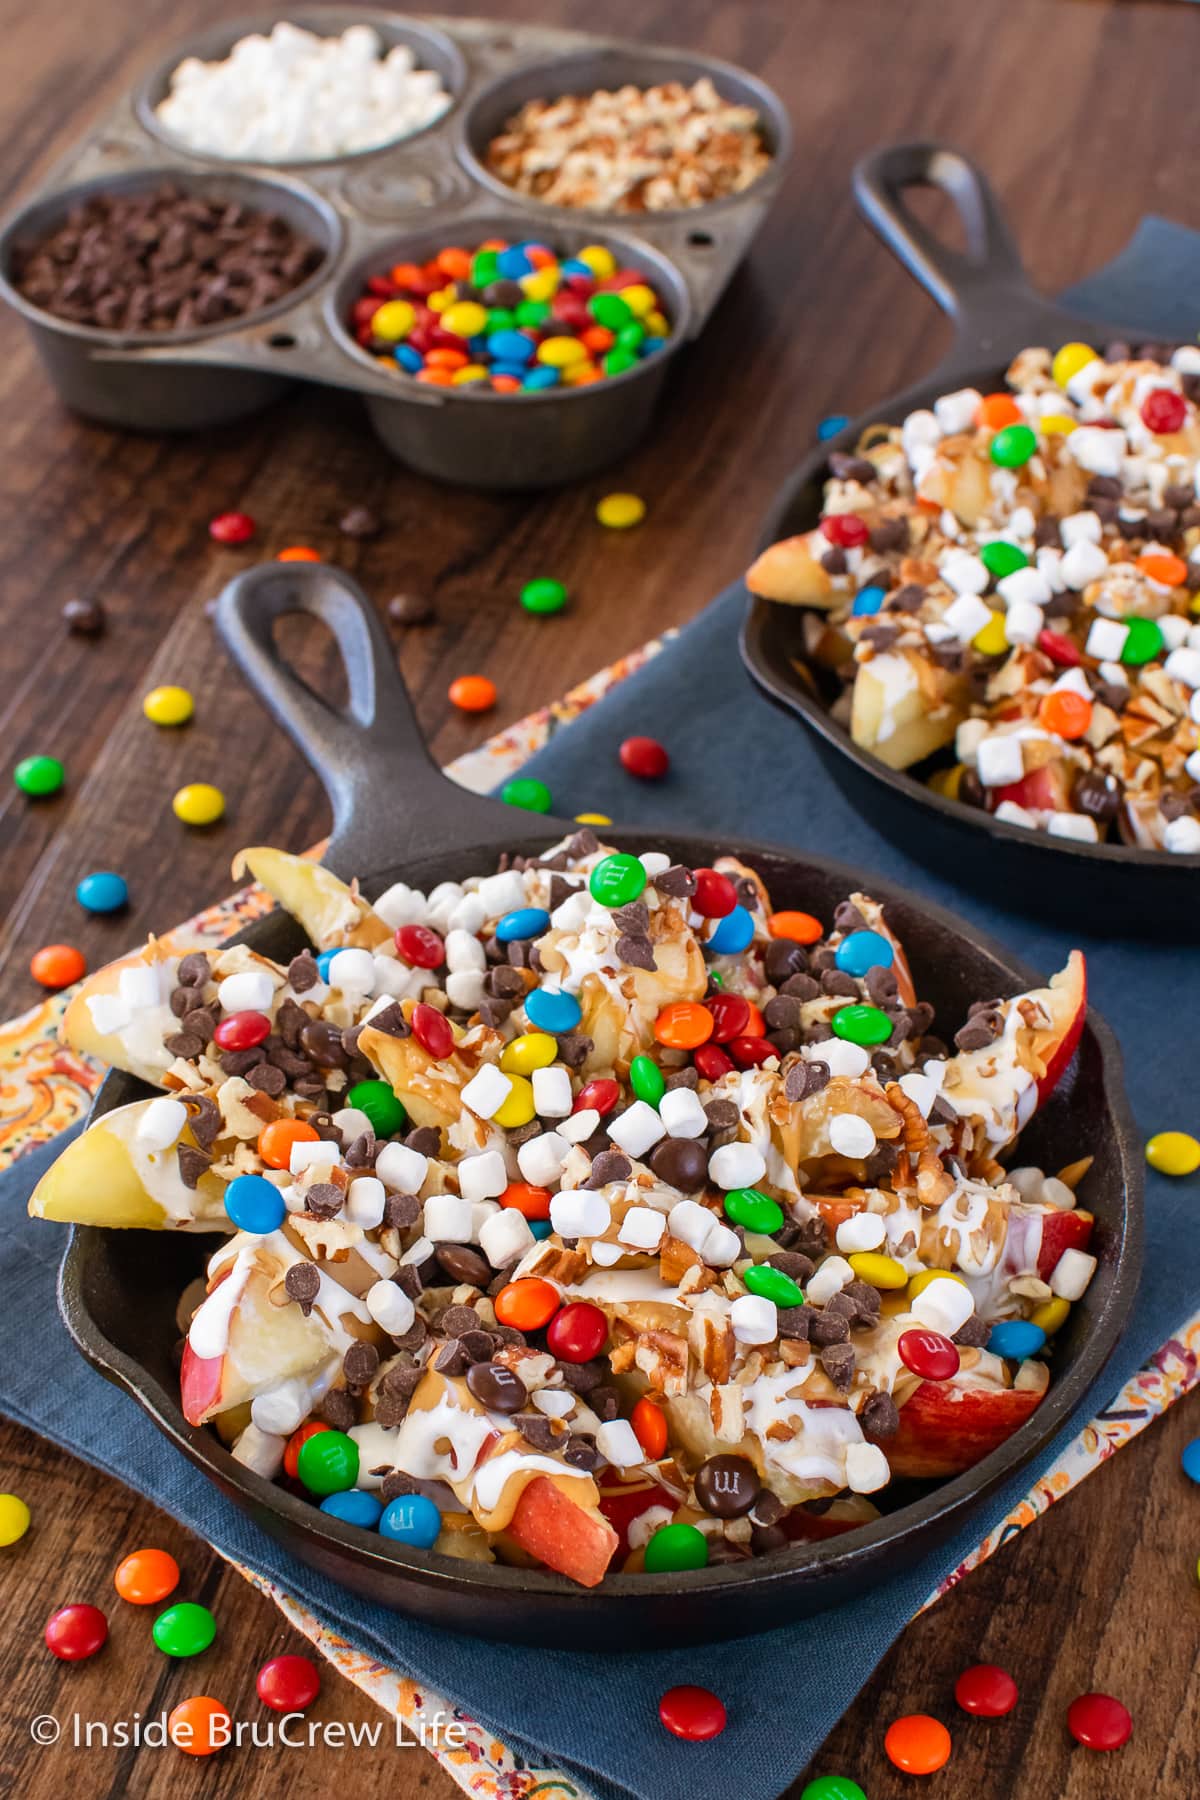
[0,8,790,488]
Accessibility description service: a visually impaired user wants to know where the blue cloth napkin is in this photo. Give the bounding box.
[5,218,1200,1800]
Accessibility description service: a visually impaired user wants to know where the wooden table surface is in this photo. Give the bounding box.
[2,0,1198,1795]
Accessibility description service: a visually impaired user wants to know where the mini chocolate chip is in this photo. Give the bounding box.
[1088,475,1122,500]
[869,517,907,553]
[558,1359,604,1393]
[820,1342,855,1389]
[299,1019,347,1066]
[790,1215,830,1260]
[466,1361,527,1413]
[183,1094,221,1149]
[764,939,806,983]
[820,546,847,574]
[177,1145,211,1189]
[459,1329,496,1364]
[763,995,802,1032]
[379,1358,424,1398]
[588,1385,621,1423]
[953,1314,991,1348]
[750,1523,788,1555]
[164,1032,204,1060]
[557,1032,593,1068]
[374,1395,411,1429]
[617,934,657,971]
[404,1126,440,1156]
[954,1015,1000,1052]
[440,1304,481,1336]
[392,1264,423,1301]
[63,597,106,635]
[821,969,860,997]
[865,965,898,1005]
[383,1193,420,1230]
[305,1183,343,1219]
[655,864,697,899]
[434,1340,468,1376]
[367,1000,411,1038]
[176,952,210,987]
[563,1434,602,1471]
[703,1098,739,1132]
[612,902,650,934]
[246,1061,286,1096]
[810,1310,851,1346]
[284,1263,320,1313]
[436,1244,491,1287]
[775,1305,811,1340]
[343,1341,380,1387]
[860,1391,900,1437]
[767,1251,814,1283]
[828,451,876,484]
[785,1059,830,1101]
[321,1389,358,1432]
[833,901,866,932]
[391,1318,428,1352]
[566,827,600,858]
[345,1131,378,1169]
[515,1413,559,1452]
[287,950,319,992]
[888,582,926,612]
[842,1279,882,1323]
[387,592,434,626]
[1033,515,1062,548]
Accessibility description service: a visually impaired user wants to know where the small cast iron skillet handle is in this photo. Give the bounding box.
[215,563,564,880]
[853,142,1111,378]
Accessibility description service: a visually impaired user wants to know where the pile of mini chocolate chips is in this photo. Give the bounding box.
[12,183,325,332]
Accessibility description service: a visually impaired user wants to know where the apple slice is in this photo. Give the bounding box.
[884,1378,1044,1480]
[1036,1208,1094,1283]
[780,1494,880,1543]
[61,943,180,1084]
[850,652,969,772]
[745,533,836,607]
[991,761,1073,816]
[507,1476,620,1588]
[28,1100,228,1230]
[232,847,391,950]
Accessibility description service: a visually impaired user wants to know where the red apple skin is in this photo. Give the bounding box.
[180,1341,225,1427]
[992,763,1073,814]
[780,1496,880,1543]
[598,1477,674,1559]
[1036,1207,1094,1283]
[508,1477,619,1588]
[885,1380,1044,1480]
[1036,950,1087,1105]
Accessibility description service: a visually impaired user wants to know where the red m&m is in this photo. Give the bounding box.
[705,992,749,1042]
[692,869,737,918]
[395,924,445,968]
[574,1077,620,1116]
[257,1653,321,1713]
[820,512,870,549]
[619,735,669,780]
[209,511,255,545]
[412,1001,453,1059]
[1067,1691,1132,1751]
[546,1301,609,1362]
[658,1684,727,1741]
[45,1603,108,1661]
[954,1662,1018,1717]
[898,1329,960,1382]
[213,1010,271,1052]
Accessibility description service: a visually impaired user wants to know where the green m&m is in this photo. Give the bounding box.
[831,1003,893,1047]
[296,1429,360,1497]
[152,1601,216,1658]
[346,1080,406,1138]
[989,423,1037,467]
[743,1263,804,1308]
[800,1778,868,1800]
[629,1054,665,1107]
[723,1187,784,1235]
[1120,616,1164,666]
[979,539,1028,579]
[589,853,647,908]
[520,577,568,616]
[501,776,553,813]
[644,1521,708,1573]
[14,754,64,797]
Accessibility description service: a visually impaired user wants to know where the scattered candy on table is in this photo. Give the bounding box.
[884,1713,952,1774]
[30,943,86,988]
[501,776,553,812]
[1066,1691,1132,1751]
[143,684,195,727]
[818,414,850,440]
[657,1684,727,1742]
[387,591,434,626]
[75,870,128,914]
[62,597,106,634]
[348,239,672,392]
[1145,1130,1200,1176]
[14,753,64,797]
[152,1600,217,1658]
[954,1662,1018,1716]
[596,491,645,529]
[448,675,497,713]
[257,1653,321,1713]
[0,1493,31,1545]
[209,511,256,545]
[1181,1438,1200,1484]
[575,810,611,825]
[168,1695,230,1757]
[619,734,669,779]
[799,1780,867,1800]
[278,545,322,562]
[114,1547,180,1604]
[45,1602,108,1661]
[172,782,226,826]
[520,577,568,615]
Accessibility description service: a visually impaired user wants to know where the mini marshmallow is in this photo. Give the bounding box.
[550,1188,611,1238]
[445,970,486,1011]
[828,1114,877,1159]
[366,1279,415,1336]
[1165,815,1200,854]
[444,928,485,973]
[667,1200,715,1254]
[703,1223,742,1268]
[289,1138,339,1175]
[1050,664,1093,699]
[730,1294,777,1345]
[1039,1177,1077,1211]
[1004,600,1044,645]
[898,1071,937,1117]
[1086,616,1129,662]
[470,1201,499,1241]
[217,969,275,1013]
[332,1107,373,1145]
[1172,345,1200,375]
[658,1087,708,1138]
[478,870,528,918]
[1065,424,1127,478]
[532,1389,574,1418]
[445,892,486,936]
[460,1064,513,1120]
[1036,546,1066,591]
[596,1419,644,1469]
[457,1151,508,1204]
[590,1239,625,1266]
[1165,647,1200,690]
[120,963,163,1010]
[423,1193,475,1241]
[1060,509,1102,549]
[1047,813,1100,843]
[136,1095,189,1151]
[976,735,1026,788]
[399,1234,433,1266]
[550,890,591,932]
[639,852,671,878]
[372,881,427,928]
[618,1206,667,1251]
[424,882,465,931]
[820,1039,871,1079]
[532,1065,573,1118]
[997,565,1051,608]
[708,1142,766,1190]
[251,1378,310,1438]
[942,593,994,643]
[559,1107,599,1144]
[836,1212,887,1253]
[328,947,376,995]
[371,957,420,1000]
[1050,1247,1098,1301]
[479,1208,535,1269]
[607,1100,666,1160]
[517,1131,570,1188]
[805,1255,854,1306]
[231,1422,286,1479]
[941,551,989,597]
[1060,537,1110,589]
[934,387,982,434]
[956,718,989,765]
[994,801,1037,829]
[345,1176,386,1230]
[901,409,941,459]
[1186,748,1200,783]
[910,1275,975,1336]
[375,1142,428,1194]
[844,1441,891,1494]
[1005,1166,1045,1201]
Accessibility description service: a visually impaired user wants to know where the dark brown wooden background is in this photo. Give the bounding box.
[1,2,1198,1796]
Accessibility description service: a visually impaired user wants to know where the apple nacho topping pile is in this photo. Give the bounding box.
[747,340,1200,852]
[33,835,1097,1585]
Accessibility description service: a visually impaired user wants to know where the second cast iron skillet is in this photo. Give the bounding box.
[57,562,1141,1648]
[741,141,1200,935]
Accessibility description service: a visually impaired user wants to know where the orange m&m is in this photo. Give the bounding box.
[976,393,1022,430]
[768,910,823,944]
[435,246,471,279]
[114,1547,180,1605]
[283,1421,328,1481]
[654,1001,714,1050]
[258,1118,319,1170]
[168,1696,231,1757]
[277,546,321,562]
[494,1277,560,1331]
[631,1397,668,1460]
[1038,689,1092,740]
[500,1182,552,1221]
[30,944,86,988]
[1137,552,1187,588]
[884,1713,952,1774]
[448,675,497,713]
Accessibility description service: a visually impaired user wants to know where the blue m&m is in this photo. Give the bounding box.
[525,985,582,1033]
[834,929,894,978]
[988,1319,1046,1361]
[395,344,422,373]
[707,906,755,956]
[76,870,128,914]
[316,950,338,981]
[379,1493,442,1548]
[320,1490,383,1530]
[852,586,886,616]
[818,413,851,440]
[496,907,550,943]
[1181,1439,1200,1485]
[224,1174,286,1236]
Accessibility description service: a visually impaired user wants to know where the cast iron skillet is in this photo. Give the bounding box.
[741,141,1200,936]
[57,563,1142,1648]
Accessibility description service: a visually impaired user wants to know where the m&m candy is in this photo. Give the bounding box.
[448,675,496,712]
[631,1397,668,1459]
[770,910,823,943]
[321,1489,384,1529]
[76,870,128,913]
[46,1603,108,1661]
[954,1662,1018,1717]
[114,1547,181,1604]
[707,906,754,955]
[654,1001,714,1050]
[987,1319,1046,1360]
[0,1493,31,1545]
[884,1713,952,1774]
[546,1300,608,1362]
[525,986,582,1033]
[152,1600,217,1658]
[692,868,737,917]
[209,511,255,544]
[168,1696,230,1756]
[898,1329,960,1382]
[1066,1692,1132,1751]
[501,776,552,811]
[596,492,645,529]
[494,1277,560,1330]
[14,754,64,797]
[1181,1438,1200,1484]
[496,907,550,942]
[258,1118,319,1169]
[629,1053,666,1106]
[589,853,647,907]
[380,1493,442,1548]
[989,422,1037,467]
[224,1173,286,1235]
[644,1522,708,1572]
[296,1429,359,1496]
[619,735,669,779]
[143,685,195,727]
[257,1654,321,1712]
[30,944,86,988]
[724,1187,784,1234]
[657,1685,726,1741]
[346,1078,406,1137]
[817,414,850,440]
[173,783,225,826]
[834,929,893,977]
[277,545,321,563]
[520,577,568,615]
[799,1781,867,1800]
[1145,1131,1200,1176]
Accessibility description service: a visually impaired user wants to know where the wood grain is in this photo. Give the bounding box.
[1,1,1198,1795]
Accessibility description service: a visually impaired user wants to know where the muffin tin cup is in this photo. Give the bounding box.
[0,9,789,487]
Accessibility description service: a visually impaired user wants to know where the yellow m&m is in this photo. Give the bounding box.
[172,783,225,827]
[1051,342,1098,389]
[972,613,1009,657]
[501,1033,558,1076]
[1030,1296,1071,1335]
[493,1073,536,1129]
[848,1252,908,1289]
[1145,1130,1200,1176]
[143,685,194,727]
[0,1493,30,1545]
[596,492,646,530]
[907,1268,968,1301]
